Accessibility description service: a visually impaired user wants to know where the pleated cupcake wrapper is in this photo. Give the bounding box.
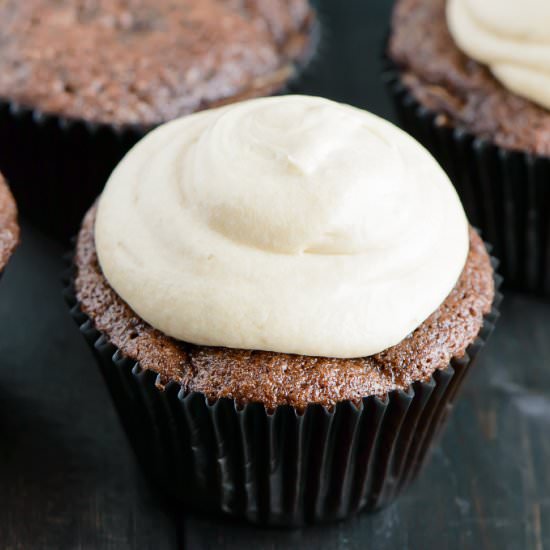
[62,252,501,527]
[0,102,144,242]
[0,20,324,244]
[383,54,550,295]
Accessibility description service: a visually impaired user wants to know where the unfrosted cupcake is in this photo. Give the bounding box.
[386,0,550,293]
[0,173,19,274]
[0,0,316,240]
[66,95,499,526]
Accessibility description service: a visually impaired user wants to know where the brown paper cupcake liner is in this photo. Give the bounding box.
[62,251,501,527]
[383,54,550,295]
[0,21,323,244]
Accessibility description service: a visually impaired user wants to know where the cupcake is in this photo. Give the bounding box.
[386,0,550,294]
[0,173,19,275]
[65,95,499,526]
[0,0,316,241]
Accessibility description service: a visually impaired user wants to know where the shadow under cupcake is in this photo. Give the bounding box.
[65,95,500,526]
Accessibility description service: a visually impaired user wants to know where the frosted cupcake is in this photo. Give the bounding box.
[387,0,550,293]
[67,95,499,525]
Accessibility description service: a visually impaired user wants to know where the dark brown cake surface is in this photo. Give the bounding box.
[0,174,19,270]
[0,0,314,126]
[389,0,550,155]
[74,205,494,410]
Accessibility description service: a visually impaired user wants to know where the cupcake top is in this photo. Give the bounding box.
[94,95,469,359]
[0,0,314,126]
[389,0,550,155]
[448,0,550,110]
[0,174,19,270]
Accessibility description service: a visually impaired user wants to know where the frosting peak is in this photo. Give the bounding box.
[187,98,406,256]
[95,95,468,358]
[448,0,550,110]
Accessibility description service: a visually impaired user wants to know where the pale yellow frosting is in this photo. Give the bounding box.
[448,0,550,110]
[95,95,469,358]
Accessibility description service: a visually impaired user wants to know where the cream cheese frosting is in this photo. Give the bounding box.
[447,0,550,110]
[95,95,469,359]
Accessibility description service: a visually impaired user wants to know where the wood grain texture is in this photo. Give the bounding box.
[0,0,549,548]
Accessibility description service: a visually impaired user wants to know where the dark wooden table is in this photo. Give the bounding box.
[1,1,549,548]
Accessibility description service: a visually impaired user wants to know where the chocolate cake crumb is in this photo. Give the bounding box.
[0,173,19,270]
[0,0,315,126]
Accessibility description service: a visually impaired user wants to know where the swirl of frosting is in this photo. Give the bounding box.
[95,95,468,358]
[447,0,550,110]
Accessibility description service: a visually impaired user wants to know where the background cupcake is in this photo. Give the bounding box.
[386,0,550,294]
[66,95,499,526]
[0,173,19,275]
[0,0,317,241]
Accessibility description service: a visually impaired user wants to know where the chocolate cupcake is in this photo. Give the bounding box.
[0,0,316,241]
[65,95,500,525]
[0,173,20,275]
[386,0,550,293]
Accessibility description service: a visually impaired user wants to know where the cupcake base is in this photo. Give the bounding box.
[63,255,501,527]
[384,56,550,295]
